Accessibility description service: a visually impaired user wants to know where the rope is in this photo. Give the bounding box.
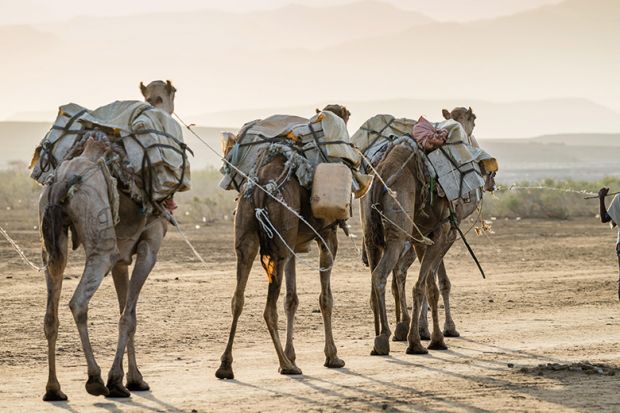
[173,112,336,271]
[153,203,209,268]
[0,225,44,272]
[496,184,598,197]
[255,208,332,272]
[352,146,433,246]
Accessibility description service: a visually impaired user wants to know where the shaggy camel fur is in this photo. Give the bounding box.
[41,81,176,401]
[216,106,350,379]
[392,107,479,340]
[361,108,495,355]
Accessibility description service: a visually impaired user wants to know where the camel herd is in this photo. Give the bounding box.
[37,80,496,401]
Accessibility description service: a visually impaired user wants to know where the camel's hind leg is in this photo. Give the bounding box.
[264,257,301,375]
[215,208,259,380]
[42,239,68,402]
[70,252,115,397]
[437,261,459,337]
[284,257,299,364]
[392,243,416,342]
[318,228,345,368]
[370,239,404,356]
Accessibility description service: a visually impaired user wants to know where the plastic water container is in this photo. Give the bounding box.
[311,163,352,221]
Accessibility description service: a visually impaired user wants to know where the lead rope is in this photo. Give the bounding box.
[0,225,44,272]
[173,113,335,272]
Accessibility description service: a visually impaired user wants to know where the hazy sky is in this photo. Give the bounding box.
[0,0,562,25]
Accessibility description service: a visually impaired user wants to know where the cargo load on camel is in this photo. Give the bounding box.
[219,110,371,220]
[29,100,192,211]
[351,113,498,203]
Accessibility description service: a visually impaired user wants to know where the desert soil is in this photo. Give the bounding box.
[1,209,619,412]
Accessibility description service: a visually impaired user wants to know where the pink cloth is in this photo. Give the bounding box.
[163,198,178,213]
[412,116,448,151]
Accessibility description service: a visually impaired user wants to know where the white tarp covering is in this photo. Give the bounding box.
[30,100,191,203]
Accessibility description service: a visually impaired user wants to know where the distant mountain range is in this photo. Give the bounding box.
[191,97,620,139]
[0,0,619,132]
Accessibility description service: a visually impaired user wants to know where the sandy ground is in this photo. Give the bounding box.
[1,209,620,412]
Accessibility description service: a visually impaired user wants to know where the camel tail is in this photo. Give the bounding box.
[42,183,70,269]
[253,188,277,283]
[368,178,386,249]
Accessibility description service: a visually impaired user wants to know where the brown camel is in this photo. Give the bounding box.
[215,106,350,379]
[41,81,176,401]
[392,107,481,341]
[361,108,495,355]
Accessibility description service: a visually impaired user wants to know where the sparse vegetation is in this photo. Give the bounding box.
[484,177,620,219]
[0,166,617,222]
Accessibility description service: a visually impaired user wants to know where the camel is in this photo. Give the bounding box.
[215,106,350,379]
[140,80,176,114]
[361,107,496,355]
[41,80,176,401]
[393,107,481,341]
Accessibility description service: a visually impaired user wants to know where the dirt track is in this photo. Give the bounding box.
[1,210,620,412]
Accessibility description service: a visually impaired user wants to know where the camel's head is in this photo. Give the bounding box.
[480,158,498,193]
[317,104,351,124]
[140,80,176,114]
[221,132,237,157]
[442,106,476,137]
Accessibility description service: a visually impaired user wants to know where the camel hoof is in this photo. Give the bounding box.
[371,334,390,355]
[126,379,150,392]
[279,365,302,375]
[392,322,409,342]
[324,357,345,368]
[419,329,431,341]
[215,362,235,380]
[443,328,460,338]
[428,341,448,351]
[85,375,109,397]
[406,344,429,355]
[106,381,131,398]
[43,388,67,402]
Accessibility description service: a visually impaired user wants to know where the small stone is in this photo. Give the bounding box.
[192,410,198,413]
[489,299,494,303]
[175,277,179,280]
[312,308,321,313]
[6,276,12,279]
[507,363,514,368]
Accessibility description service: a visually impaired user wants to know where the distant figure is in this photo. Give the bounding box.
[598,187,620,300]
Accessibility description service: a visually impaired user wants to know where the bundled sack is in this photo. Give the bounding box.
[350,114,418,172]
[220,111,368,197]
[30,101,191,203]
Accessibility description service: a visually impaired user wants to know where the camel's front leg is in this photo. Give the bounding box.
[318,229,345,368]
[42,236,68,401]
[70,253,115,397]
[407,234,453,354]
[284,257,299,364]
[107,230,163,398]
[437,261,459,337]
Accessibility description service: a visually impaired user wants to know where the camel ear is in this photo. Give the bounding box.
[442,109,451,120]
[467,106,473,115]
[166,80,176,94]
[316,108,321,114]
[140,81,147,97]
